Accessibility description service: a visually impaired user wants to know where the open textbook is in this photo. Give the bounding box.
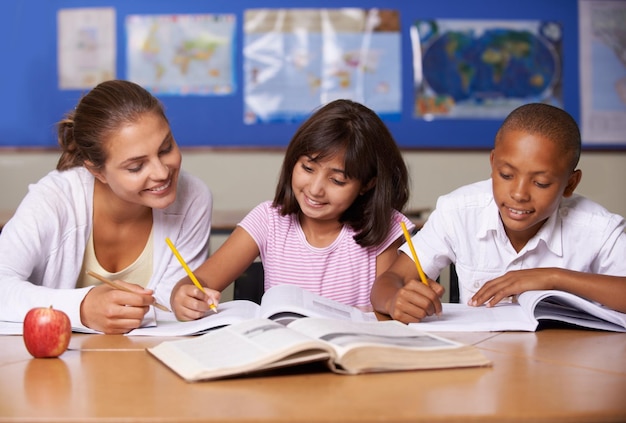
[410,290,626,332]
[148,317,492,382]
[129,284,376,336]
[0,321,23,335]
[0,285,372,336]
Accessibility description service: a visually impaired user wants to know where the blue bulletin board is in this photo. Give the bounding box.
[0,0,596,149]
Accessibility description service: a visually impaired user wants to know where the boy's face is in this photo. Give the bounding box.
[490,130,581,251]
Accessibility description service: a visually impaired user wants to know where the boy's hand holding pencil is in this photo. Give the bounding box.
[390,221,445,322]
[399,221,429,287]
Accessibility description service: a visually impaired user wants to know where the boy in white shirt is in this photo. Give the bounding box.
[371,103,626,323]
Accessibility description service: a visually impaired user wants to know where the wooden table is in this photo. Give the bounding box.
[1,328,624,422]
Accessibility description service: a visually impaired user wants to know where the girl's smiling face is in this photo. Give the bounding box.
[291,151,365,225]
[89,112,182,210]
[490,129,581,251]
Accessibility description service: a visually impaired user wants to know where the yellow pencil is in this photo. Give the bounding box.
[400,221,429,287]
[86,271,171,313]
[165,237,217,312]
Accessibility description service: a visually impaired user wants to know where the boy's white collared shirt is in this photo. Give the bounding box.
[401,179,626,304]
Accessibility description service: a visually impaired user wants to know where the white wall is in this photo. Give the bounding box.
[2,149,625,217]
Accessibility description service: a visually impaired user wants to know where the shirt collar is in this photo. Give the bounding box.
[477,198,501,239]
[478,198,563,256]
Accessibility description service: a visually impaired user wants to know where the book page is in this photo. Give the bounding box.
[0,320,107,335]
[519,290,626,332]
[407,292,626,333]
[147,318,332,381]
[259,284,376,322]
[287,318,491,373]
[289,318,464,353]
[128,300,261,336]
[0,320,23,335]
[409,303,536,332]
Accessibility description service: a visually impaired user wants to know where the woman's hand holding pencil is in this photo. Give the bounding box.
[87,271,171,312]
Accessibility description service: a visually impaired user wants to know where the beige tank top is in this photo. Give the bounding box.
[77,229,154,288]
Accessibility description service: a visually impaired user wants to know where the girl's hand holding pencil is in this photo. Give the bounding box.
[170,282,222,322]
[166,238,220,319]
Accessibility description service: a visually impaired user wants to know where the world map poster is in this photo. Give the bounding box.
[243,8,402,124]
[412,19,563,119]
[126,14,236,96]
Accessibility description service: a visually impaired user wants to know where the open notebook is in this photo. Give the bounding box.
[409,290,626,332]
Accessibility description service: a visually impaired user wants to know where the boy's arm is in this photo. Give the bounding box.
[371,253,444,324]
[470,268,626,313]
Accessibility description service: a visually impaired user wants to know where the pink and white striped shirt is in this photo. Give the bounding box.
[239,201,414,307]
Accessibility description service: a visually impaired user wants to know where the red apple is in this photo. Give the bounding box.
[23,306,72,358]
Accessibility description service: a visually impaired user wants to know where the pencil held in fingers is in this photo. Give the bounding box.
[400,221,429,286]
[86,271,171,312]
[165,237,218,312]
[191,284,218,314]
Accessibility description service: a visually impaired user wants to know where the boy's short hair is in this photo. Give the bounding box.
[495,103,581,171]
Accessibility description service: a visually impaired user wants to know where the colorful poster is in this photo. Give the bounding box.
[412,19,563,119]
[57,8,116,90]
[126,14,236,96]
[579,0,626,145]
[243,8,401,124]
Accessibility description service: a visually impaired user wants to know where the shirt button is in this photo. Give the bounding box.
[473,281,480,288]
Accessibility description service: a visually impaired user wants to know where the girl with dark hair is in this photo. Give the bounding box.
[171,99,413,321]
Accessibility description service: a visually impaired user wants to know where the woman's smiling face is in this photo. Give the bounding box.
[91,112,182,210]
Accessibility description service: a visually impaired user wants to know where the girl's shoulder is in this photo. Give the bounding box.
[239,201,298,247]
[245,201,292,224]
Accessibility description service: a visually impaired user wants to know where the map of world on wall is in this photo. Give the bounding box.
[413,19,562,119]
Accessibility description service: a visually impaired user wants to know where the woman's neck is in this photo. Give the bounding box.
[93,179,152,224]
